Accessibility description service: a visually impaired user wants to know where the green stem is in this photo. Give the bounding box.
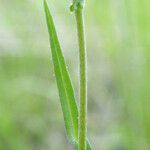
[75,4,87,150]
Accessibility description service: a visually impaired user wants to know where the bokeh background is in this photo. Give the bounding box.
[0,0,150,149]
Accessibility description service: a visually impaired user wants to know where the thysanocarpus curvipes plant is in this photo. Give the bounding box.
[43,0,92,149]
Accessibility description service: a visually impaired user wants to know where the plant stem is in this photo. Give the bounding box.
[75,4,87,150]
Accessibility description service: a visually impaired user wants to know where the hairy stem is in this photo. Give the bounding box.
[75,4,87,150]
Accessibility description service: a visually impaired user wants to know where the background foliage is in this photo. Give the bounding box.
[0,0,150,149]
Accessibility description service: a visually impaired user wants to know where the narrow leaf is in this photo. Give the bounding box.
[44,0,78,144]
[44,1,92,149]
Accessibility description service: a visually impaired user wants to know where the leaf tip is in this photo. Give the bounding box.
[43,0,48,11]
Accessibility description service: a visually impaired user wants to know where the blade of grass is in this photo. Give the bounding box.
[44,1,92,149]
[44,0,78,145]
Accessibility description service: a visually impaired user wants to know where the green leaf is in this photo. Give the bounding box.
[44,1,92,149]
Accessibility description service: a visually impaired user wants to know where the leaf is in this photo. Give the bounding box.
[44,1,92,149]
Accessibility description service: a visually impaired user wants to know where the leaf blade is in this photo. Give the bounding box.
[44,0,78,143]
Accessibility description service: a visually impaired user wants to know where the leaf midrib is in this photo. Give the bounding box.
[51,29,77,141]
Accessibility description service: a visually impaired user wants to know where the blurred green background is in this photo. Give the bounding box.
[0,0,150,149]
